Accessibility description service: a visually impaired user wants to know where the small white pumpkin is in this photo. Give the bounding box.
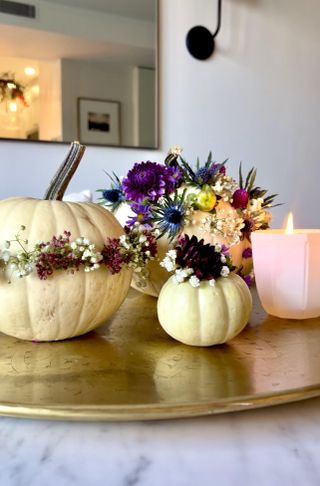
[157,273,252,346]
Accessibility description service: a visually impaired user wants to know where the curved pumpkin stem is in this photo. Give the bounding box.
[43,141,86,201]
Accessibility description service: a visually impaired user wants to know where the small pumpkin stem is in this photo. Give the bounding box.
[43,141,86,200]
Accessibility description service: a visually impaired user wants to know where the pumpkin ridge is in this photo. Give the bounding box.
[198,285,205,346]
[79,203,108,331]
[221,278,232,342]
[25,199,45,339]
[63,201,88,337]
[44,200,64,340]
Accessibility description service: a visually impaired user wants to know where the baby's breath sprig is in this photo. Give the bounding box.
[1,225,35,280]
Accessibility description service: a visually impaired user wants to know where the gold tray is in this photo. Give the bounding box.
[1,288,320,421]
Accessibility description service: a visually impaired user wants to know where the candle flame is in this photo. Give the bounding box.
[285,212,294,234]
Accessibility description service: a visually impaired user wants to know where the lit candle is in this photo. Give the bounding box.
[251,213,320,319]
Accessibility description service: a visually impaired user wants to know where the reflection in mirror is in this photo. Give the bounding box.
[0,0,157,148]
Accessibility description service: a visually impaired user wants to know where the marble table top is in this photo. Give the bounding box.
[1,396,320,486]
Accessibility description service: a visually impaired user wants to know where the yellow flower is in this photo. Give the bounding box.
[195,185,217,211]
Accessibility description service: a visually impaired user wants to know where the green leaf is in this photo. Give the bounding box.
[244,167,254,190]
[239,163,243,189]
[247,168,257,192]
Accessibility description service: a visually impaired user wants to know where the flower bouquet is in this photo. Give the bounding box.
[97,146,279,297]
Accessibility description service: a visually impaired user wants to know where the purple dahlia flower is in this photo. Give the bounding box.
[123,161,179,203]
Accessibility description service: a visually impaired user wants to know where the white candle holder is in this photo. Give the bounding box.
[252,229,320,319]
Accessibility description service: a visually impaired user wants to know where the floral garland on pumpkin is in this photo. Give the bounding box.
[0,225,157,286]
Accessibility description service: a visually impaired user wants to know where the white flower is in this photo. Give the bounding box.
[189,275,200,288]
[247,198,263,212]
[169,145,183,156]
[173,270,186,283]
[76,237,83,245]
[220,266,230,277]
[167,249,177,259]
[70,241,77,250]
[82,238,90,245]
[173,268,193,283]
[1,250,10,262]
[220,254,226,263]
[82,249,92,258]
[214,244,222,252]
[209,279,216,287]
[160,256,175,272]
[139,235,147,244]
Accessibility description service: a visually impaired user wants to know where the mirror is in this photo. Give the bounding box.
[0,0,158,148]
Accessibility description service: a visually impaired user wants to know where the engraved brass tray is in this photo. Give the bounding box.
[1,288,320,421]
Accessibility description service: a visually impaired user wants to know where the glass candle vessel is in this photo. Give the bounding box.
[252,229,320,319]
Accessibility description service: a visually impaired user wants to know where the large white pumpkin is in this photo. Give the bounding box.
[0,197,132,341]
[0,141,133,342]
[157,273,252,346]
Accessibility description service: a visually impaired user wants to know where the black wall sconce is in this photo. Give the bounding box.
[186,0,222,60]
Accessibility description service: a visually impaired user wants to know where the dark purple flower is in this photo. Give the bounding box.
[242,247,252,259]
[175,235,233,281]
[123,161,177,202]
[242,274,253,287]
[101,238,124,274]
[232,188,249,209]
[127,203,152,227]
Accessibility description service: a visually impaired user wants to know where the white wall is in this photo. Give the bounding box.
[1,0,320,229]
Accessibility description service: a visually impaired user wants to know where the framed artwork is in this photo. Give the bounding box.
[77,98,121,145]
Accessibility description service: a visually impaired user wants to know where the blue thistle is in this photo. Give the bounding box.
[152,191,187,240]
[177,152,227,188]
[97,172,125,211]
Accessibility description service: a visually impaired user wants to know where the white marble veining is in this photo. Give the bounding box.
[1,397,320,486]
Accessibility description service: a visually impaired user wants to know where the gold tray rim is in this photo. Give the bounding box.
[1,384,320,422]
